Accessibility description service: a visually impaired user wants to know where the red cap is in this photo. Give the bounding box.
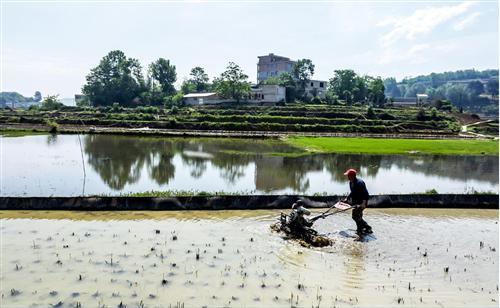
[343,168,357,176]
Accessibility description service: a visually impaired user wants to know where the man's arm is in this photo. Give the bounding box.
[359,180,369,209]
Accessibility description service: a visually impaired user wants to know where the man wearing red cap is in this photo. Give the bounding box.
[343,168,372,239]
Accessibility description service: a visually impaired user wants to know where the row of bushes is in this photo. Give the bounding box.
[11,112,453,130]
[11,116,457,134]
[179,114,451,127]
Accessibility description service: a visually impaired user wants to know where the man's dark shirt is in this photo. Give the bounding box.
[348,178,369,205]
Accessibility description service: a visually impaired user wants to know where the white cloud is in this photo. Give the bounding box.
[378,1,475,47]
[453,12,481,31]
[378,43,458,66]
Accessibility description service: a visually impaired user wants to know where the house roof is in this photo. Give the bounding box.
[183,92,217,98]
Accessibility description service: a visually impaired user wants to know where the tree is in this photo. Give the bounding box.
[213,62,250,103]
[353,75,369,102]
[33,91,42,102]
[189,67,210,92]
[467,80,484,97]
[486,79,498,96]
[149,58,177,96]
[82,50,145,106]
[404,82,426,98]
[41,94,64,110]
[366,105,375,119]
[328,70,357,103]
[445,84,469,108]
[383,78,401,98]
[292,59,315,99]
[180,79,197,94]
[368,77,385,107]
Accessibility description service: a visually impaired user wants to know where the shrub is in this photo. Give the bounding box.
[430,107,438,119]
[311,96,322,105]
[110,102,123,113]
[416,108,427,121]
[366,106,375,119]
[44,119,59,133]
[425,189,438,194]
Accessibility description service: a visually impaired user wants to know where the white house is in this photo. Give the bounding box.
[183,92,225,105]
[183,85,286,105]
[249,85,286,103]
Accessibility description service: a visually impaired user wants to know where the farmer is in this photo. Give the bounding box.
[343,168,373,237]
[288,200,313,231]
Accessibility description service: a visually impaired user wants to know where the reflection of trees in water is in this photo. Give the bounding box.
[149,153,176,184]
[85,135,146,189]
[84,135,176,190]
[255,156,324,192]
[322,154,383,182]
[180,156,207,179]
[212,154,251,184]
[46,134,58,145]
[388,155,498,184]
[83,135,497,192]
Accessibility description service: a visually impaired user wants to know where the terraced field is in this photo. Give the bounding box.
[0,104,461,135]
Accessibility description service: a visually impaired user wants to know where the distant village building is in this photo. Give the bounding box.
[416,94,429,105]
[392,94,429,107]
[257,53,295,83]
[257,53,327,99]
[305,80,327,99]
[183,92,224,105]
[183,85,286,105]
[249,85,286,103]
[392,97,417,107]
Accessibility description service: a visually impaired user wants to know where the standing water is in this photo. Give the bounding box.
[1,134,498,196]
[0,209,498,307]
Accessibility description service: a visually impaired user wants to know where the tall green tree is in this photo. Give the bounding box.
[82,50,145,106]
[189,67,210,92]
[292,59,315,98]
[328,69,357,103]
[149,58,177,96]
[213,62,250,103]
[368,77,386,106]
[467,80,484,97]
[353,75,369,102]
[383,77,401,98]
[33,91,42,102]
[487,78,499,96]
[180,79,197,94]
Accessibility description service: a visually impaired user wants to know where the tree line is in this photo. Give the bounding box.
[79,50,390,107]
[80,50,252,107]
[383,69,499,114]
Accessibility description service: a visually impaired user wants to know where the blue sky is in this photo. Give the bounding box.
[1,0,498,98]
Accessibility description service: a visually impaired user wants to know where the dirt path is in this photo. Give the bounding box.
[460,120,497,139]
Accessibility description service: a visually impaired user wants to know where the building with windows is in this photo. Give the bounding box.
[257,53,327,99]
[183,85,286,105]
[257,53,295,83]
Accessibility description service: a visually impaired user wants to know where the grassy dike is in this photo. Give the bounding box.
[285,136,499,155]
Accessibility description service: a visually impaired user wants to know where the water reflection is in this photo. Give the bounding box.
[2,134,498,196]
[82,135,498,192]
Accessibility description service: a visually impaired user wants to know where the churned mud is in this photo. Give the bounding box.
[0,208,498,307]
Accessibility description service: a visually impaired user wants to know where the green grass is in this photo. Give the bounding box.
[285,137,499,155]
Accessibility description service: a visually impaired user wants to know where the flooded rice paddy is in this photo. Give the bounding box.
[1,208,498,307]
[1,134,498,196]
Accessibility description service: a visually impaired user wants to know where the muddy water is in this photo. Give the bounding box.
[1,209,498,307]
